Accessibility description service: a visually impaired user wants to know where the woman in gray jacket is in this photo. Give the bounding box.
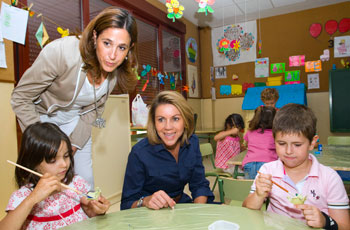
[11,7,138,187]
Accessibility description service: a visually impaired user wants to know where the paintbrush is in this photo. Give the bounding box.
[257,171,297,197]
[7,160,92,198]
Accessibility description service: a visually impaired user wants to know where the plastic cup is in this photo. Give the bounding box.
[208,220,240,230]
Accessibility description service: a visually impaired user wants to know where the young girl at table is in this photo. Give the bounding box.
[243,106,277,179]
[243,104,350,230]
[0,122,110,229]
[214,113,245,174]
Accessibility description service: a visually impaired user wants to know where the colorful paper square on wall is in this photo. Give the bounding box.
[305,60,322,72]
[255,58,269,78]
[285,70,300,82]
[289,55,305,67]
[220,85,231,95]
[270,63,285,74]
[231,84,242,95]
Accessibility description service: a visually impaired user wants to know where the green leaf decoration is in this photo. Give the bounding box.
[207,6,214,13]
[198,8,205,13]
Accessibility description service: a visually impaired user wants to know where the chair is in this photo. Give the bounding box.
[218,177,268,209]
[200,143,232,191]
[327,136,350,146]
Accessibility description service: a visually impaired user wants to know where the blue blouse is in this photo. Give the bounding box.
[120,134,214,210]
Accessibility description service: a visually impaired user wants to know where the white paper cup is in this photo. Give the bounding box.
[208,220,240,230]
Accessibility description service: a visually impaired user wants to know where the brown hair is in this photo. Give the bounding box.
[147,91,194,146]
[249,106,276,133]
[15,122,74,188]
[80,7,138,93]
[273,103,317,142]
[261,88,279,102]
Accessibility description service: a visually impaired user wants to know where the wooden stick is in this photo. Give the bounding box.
[7,160,83,195]
[257,171,296,197]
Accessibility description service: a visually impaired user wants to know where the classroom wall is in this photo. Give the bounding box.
[0,0,17,219]
[203,2,350,99]
[199,2,350,139]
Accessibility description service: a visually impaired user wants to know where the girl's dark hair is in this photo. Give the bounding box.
[224,113,245,131]
[15,122,74,188]
[249,106,276,133]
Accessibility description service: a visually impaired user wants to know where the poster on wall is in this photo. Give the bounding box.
[215,66,227,79]
[187,64,199,98]
[211,20,257,67]
[285,70,300,83]
[305,60,322,72]
[289,55,305,67]
[163,36,181,72]
[255,58,269,78]
[334,36,350,58]
[307,73,320,89]
[186,38,197,63]
[270,63,285,74]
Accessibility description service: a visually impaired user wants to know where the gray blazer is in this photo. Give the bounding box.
[11,36,117,148]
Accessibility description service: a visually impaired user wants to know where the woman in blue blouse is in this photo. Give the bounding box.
[121,91,214,210]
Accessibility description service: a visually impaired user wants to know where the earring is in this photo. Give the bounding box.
[125,56,128,60]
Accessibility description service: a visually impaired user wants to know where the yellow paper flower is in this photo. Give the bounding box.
[166,0,184,22]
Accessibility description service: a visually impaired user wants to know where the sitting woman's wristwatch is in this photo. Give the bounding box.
[137,196,144,208]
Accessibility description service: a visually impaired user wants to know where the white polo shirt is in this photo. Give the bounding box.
[251,154,349,221]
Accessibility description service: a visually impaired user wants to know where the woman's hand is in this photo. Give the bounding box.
[81,195,110,217]
[255,173,272,198]
[27,173,61,204]
[143,190,176,210]
[295,204,325,228]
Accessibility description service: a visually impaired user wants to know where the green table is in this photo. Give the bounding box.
[63,204,311,230]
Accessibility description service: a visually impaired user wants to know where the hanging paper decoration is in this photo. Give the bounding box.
[142,77,149,91]
[158,72,164,85]
[196,0,215,16]
[325,20,338,36]
[170,74,176,90]
[132,68,141,80]
[151,67,158,77]
[166,0,184,22]
[35,22,49,48]
[182,85,189,92]
[309,23,322,38]
[258,40,262,56]
[11,0,18,6]
[141,64,151,77]
[23,3,35,17]
[57,27,69,37]
[339,18,350,33]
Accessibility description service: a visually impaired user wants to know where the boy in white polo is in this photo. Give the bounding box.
[243,103,350,230]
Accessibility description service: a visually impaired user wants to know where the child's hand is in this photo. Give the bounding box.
[143,190,176,210]
[81,195,110,217]
[255,173,272,198]
[28,173,61,204]
[295,204,325,228]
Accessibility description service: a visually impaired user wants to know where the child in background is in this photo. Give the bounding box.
[243,106,277,179]
[214,114,245,174]
[0,122,110,229]
[243,104,350,230]
[261,88,279,108]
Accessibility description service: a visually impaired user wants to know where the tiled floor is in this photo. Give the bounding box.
[107,156,221,214]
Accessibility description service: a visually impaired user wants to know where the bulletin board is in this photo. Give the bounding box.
[202,2,350,99]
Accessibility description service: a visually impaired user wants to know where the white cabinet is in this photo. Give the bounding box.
[92,94,131,204]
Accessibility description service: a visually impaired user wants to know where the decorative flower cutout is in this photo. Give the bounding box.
[196,0,215,15]
[166,0,184,22]
[231,40,240,52]
[219,38,230,52]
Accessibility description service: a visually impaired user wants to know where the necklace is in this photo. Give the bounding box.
[92,77,106,128]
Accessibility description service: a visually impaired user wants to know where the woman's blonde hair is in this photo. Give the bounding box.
[80,7,138,93]
[147,91,195,146]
